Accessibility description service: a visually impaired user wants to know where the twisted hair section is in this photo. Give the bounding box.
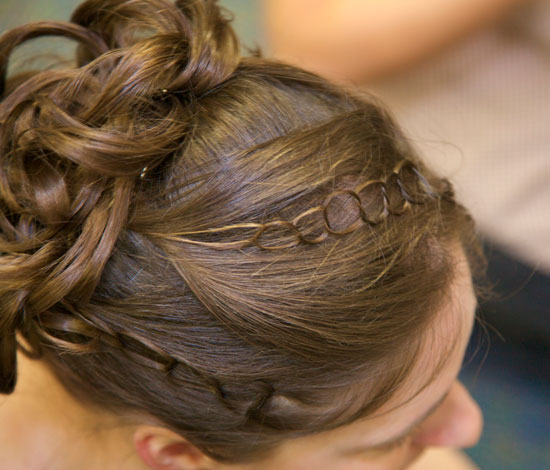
[0,0,482,464]
[145,158,454,250]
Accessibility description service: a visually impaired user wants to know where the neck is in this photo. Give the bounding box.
[8,347,149,470]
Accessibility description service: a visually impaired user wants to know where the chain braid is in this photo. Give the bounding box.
[27,304,273,420]
[146,159,454,251]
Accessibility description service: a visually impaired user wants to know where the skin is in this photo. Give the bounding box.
[0,249,482,470]
[264,0,531,83]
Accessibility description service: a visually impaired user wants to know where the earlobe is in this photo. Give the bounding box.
[134,426,215,470]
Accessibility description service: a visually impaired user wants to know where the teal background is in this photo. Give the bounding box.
[0,0,263,51]
[1,1,548,469]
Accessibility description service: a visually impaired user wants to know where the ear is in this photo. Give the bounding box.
[134,426,217,470]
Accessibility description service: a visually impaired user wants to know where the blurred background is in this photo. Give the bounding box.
[1,1,548,468]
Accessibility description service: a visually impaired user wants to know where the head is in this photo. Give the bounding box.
[0,1,483,469]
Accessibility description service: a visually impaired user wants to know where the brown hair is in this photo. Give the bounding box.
[0,0,481,464]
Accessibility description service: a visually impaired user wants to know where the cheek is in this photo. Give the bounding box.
[412,381,483,449]
[354,446,425,470]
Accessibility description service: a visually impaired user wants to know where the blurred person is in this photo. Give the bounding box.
[265,0,550,343]
[264,0,532,83]
[0,1,486,469]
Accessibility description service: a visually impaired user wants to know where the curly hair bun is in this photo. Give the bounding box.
[0,0,240,393]
[71,0,240,94]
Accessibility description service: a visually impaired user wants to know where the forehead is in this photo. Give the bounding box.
[271,249,477,457]
[376,250,477,417]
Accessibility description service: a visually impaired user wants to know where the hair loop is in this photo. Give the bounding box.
[35,311,100,354]
[385,173,410,216]
[354,179,389,224]
[323,190,364,235]
[245,381,276,422]
[394,161,435,203]
[292,206,328,244]
[0,21,108,96]
[252,220,301,251]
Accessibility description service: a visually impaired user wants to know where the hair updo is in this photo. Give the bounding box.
[0,0,482,464]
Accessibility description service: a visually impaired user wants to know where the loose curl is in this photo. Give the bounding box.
[0,0,482,464]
